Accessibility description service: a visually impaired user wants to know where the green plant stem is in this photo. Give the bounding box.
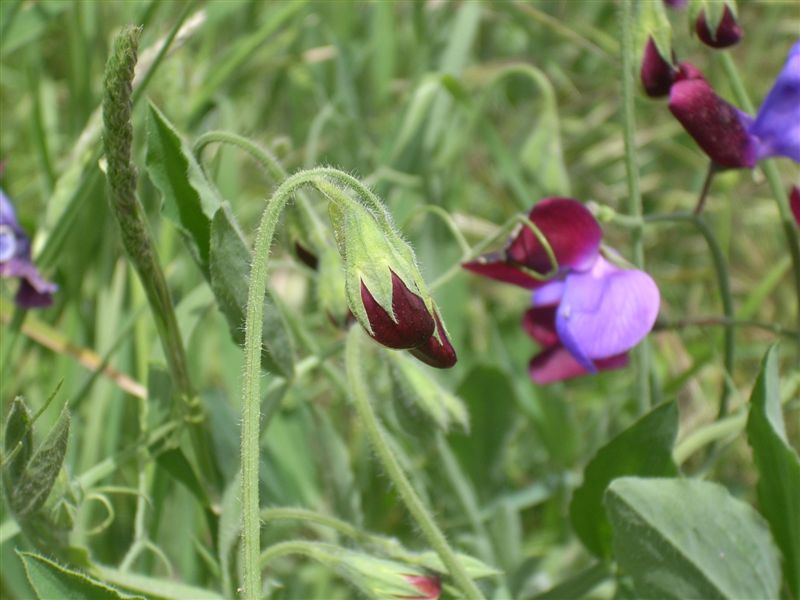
[619,0,651,413]
[402,204,472,258]
[240,166,404,598]
[258,540,337,568]
[646,213,735,418]
[717,51,800,328]
[101,25,218,487]
[345,327,485,600]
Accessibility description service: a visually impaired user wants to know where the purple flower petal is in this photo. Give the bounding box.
[750,40,800,163]
[529,345,629,385]
[532,279,565,306]
[695,5,742,49]
[360,270,435,349]
[669,78,757,168]
[663,0,686,9]
[522,306,559,347]
[555,257,660,371]
[506,198,602,275]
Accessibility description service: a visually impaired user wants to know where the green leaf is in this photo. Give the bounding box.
[94,565,224,600]
[635,0,672,60]
[449,365,516,499]
[18,551,142,599]
[3,396,33,486]
[605,477,781,600]
[746,344,800,598]
[156,448,211,508]
[388,350,468,432]
[11,404,70,517]
[145,102,222,272]
[209,206,296,376]
[570,401,678,559]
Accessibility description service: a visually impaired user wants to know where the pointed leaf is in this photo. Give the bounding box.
[605,477,781,600]
[3,397,33,486]
[145,102,222,271]
[209,207,295,376]
[570,401,679,559]
[746,345,800,598]
[19,551,142,600]
[11,405,70,517]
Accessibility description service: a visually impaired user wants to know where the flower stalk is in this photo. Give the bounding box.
[345,327,485,600]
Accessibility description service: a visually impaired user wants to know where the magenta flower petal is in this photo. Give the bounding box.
[555,257,660,371]
[669,78,757,168]
[695,5,742,49]
[506,198,602,275]
[750,40,800,163]
[529,345,629,385]
[791,185,800,227]
[641,37,676,98]
[462,252,544,289]
[409,311,457,369]
[522,305,559,347]
[360,271,435,349]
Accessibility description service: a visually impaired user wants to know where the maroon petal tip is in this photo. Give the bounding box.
[409,312,457,369]
[641,37,676,98]
[360,271,434,349]
[529,346,629,384]
[790,185,800,227]
[522,305,559,347]
[696,6,742,49]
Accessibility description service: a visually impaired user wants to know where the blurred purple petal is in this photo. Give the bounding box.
[529,345,629,385]
[695,5,742,49]
[522,306,559,347]
[506,198,602,275]
[663,0,686,8]
[555,258,660,369]
[0,189,58,308]
[750,40,800,163]
[532,279,565,306]
[669,78,757,168]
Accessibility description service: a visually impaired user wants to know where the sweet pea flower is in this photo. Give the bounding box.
[0,190,57,308]
[669,40,800,169]
[463,198,660,384]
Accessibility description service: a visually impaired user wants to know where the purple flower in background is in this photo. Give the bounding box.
[663,0,687,9]
[669,40,800,169]
[464,198,660,384]
[0,190,57,308]
[695,5,742,49]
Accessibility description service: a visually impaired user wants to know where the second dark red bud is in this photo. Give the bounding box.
[695,5,742,49]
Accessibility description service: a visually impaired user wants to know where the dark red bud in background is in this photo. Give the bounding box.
[409,312,457,369]
[294,241,319,270]
[696,6,742,49]
[669,78,757,169]
[641,37,676,98]
[663,0,687,8]
[402,574,441,600]
[790,186,800,228]
[675,61,705,83]
[360,271,435,349]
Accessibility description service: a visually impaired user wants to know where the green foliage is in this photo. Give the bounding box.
[746,345,800,598]
[605,477,781,600]
[570,401,678,559]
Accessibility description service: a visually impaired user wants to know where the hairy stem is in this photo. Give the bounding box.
[620,0,651,412]
[345,327,485,600]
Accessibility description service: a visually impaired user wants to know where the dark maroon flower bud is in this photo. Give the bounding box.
[669,78,757,168]
[293,240,319,270]
[360,270,435,349]
[409,311,457,369]
[675,61,705,83]
[791,186,800,227]
[641,37,676,98]
[663,0,687,8]
[696,5,742,49]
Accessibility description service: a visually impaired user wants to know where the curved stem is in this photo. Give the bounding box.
[646,213,735,418]
[693,162,718,215]
[345,327,485,600]
[717,52,800,328]
[619,0,651,412]
[402,204,472,258]
[259,540,336,568]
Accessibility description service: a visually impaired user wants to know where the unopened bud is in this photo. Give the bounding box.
[409,309,457,369]
[403,574,441,600]
[696,5,742,49]
[641,37,676,98]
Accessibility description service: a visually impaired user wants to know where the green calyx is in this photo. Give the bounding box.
[318,180,434,334]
